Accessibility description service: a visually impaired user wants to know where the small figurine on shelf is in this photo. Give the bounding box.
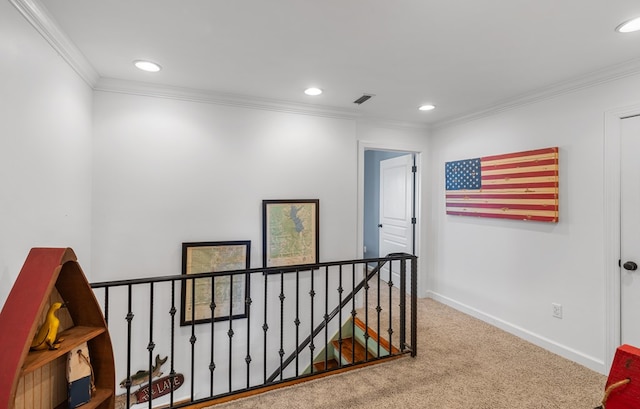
[67,343,94,408]
[30,302,67,351]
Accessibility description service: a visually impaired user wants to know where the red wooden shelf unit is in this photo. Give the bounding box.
[0,248,115,409]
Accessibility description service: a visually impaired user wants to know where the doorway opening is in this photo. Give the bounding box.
[358,142,421,295]
[363,150,416,259]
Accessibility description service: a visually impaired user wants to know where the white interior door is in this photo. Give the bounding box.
[378,154,414,287]
[621,115,640,346]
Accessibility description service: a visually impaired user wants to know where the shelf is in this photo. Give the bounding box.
[22,326,106,375]
[0,248,115,409]
[53,388,112,409]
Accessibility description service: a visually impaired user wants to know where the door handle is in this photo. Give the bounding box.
[623,261,638,271]
[378,224,383,228]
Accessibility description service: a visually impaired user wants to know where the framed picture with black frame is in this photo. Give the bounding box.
[180,241,250,326]
[262,199,319,269]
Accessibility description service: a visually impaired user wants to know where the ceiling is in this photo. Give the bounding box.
[31,0,640,126]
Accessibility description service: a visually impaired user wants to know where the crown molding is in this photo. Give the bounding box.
[10,0,99,86]
[6,0,416,123]
[15,0,640,129]
[94,77,362,120]
[96,77,433,127]
[356,115,430,132]
[432,57,640,129]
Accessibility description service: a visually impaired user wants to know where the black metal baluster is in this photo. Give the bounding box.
[324,266,329,371]
[245,271,252,389]
[294,269,300,376]
[124,284,134,409]
[210,276,216,396]
[337,265,343,369]
[350,264,356,365]
[228,273,234,392]
[147,283,155,409]
[309,268,315,372]
[190,277,197,400]
[263,272,268,383]
[410,257,418,357]
[388,271,394,356]
[169,280,177,406]
[278,271,285,381]
[376,266,381,359]
[104,287,109,325]
[400,258,407,352]
[364,265,370,362]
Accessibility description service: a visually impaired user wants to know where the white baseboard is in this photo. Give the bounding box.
[427,291,606,374]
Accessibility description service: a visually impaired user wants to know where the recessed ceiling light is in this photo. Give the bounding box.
[134,60,162,72]
[616,17,640,33]
[418,104,436,111]
[304,87,323,96]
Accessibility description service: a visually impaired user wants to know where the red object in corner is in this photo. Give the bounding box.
[0,248,69,409]
[604,344,640,409]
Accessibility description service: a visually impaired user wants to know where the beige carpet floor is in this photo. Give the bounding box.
[208,297,607,409]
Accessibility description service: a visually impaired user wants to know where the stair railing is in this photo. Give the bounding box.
[265,253,414,382]
[91,253,417,408]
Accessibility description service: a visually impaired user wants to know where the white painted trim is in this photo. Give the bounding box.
[10,0,99,86]
[7,0,365,122]
[428,291,606,374]
[356,117,430,132]
[603,102,640,371]
[9,0,416,124]
[358,139,425,156]
[95,79,431,128]
[14,0,640,130]
[357,140,425,298]
[94,78,361,120]
[433,57,640,129]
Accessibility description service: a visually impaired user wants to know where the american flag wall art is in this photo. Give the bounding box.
[445,147,559,222]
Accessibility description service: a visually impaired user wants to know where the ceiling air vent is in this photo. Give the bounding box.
[353,94,375,105]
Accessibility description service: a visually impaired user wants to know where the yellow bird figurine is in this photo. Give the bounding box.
[30,302,67,351]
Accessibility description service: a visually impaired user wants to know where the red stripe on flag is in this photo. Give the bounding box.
[481,158,557,171]
[479,182,558,190]
[481,147,558,162]
[446,202,557,211]
[445,193,557,200]
[481,170,558,180]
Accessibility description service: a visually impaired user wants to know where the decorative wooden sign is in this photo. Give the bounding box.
[115,373,184,409]
[135,373,185,403]
[445,147,559,222]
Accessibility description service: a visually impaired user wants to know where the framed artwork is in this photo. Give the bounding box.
[180,241,250,326]
[262,199,319,268]
[445,147,559,223]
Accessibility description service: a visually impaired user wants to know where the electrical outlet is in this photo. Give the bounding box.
[363,245,367,254]
[552,303,563,319]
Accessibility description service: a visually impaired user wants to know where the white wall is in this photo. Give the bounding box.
[428,71,640,373]
[90,92,431,398]
[91,91,361,281]
[91,91,363,397]
[0,1,93,307]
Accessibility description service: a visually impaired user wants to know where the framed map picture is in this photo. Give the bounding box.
[180,241,250,326]
[262,199,319,268]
